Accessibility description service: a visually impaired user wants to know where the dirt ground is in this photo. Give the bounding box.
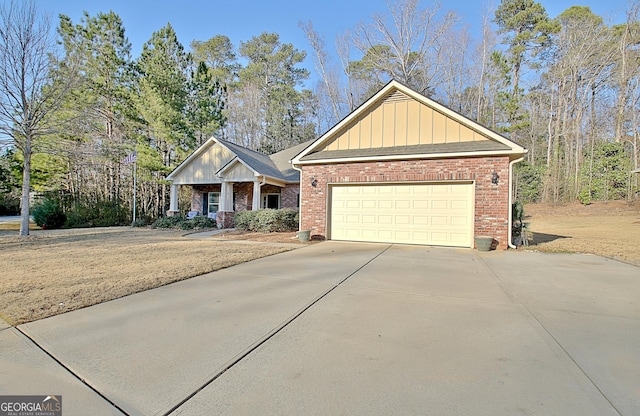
[523,200,640,267]
[0,228,296,325]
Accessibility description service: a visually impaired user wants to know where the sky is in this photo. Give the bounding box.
[32,0,633,76]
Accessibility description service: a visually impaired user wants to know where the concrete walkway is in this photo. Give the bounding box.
[1,243,638,415]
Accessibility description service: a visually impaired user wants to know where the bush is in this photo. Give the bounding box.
[151,216,185,229]
[234,208,298,233]
[32,199,66,229]
[234,210,256,231]
[0,194,19,215]
[191,216,216,229]
[64,199,130,228]
[131,218,148,227]
[151,215,216,230]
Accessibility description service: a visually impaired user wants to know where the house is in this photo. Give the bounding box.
[291,80,527,249]
[166,138,310,228]
[168,80,526,249]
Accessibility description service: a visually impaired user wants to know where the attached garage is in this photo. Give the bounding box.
[292,80,527,250]
[330,183,473,247]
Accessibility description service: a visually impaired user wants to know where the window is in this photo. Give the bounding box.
[262,193,280,209]
[208,192,220,214]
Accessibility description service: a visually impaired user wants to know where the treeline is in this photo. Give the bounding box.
[1,0,639,229]
[303,0,640,204]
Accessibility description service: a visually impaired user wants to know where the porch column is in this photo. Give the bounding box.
[167,184,179,216]
[220,182,233,211]
[252,181,261,210]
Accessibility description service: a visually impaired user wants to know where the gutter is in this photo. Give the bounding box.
[508,156,525,249]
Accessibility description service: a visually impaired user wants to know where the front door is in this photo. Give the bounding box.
[262,194,280,209]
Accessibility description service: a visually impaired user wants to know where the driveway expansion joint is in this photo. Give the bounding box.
[165,243,393,416]
[14,326,129,416]
[475,253,624,416]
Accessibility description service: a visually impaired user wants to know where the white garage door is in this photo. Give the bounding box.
[330,183,474,247]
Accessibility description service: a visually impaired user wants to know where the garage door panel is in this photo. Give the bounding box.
[330,183,473,247]
[432,200,448,209]
[431,216,448,226]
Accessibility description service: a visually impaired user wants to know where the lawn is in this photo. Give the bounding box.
[0,227,298,325]
[1,200,638,325]
[524,200,640,267]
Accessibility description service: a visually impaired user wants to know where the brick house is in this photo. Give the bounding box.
[291,80,527,249]
[166,138,309,228]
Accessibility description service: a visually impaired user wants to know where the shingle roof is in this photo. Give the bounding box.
[300,141,511,161]
[217,138,312,183]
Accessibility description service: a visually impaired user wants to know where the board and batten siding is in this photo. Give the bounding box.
[324,91,488,151]
[224,161,256,181]
[171,143,234,185]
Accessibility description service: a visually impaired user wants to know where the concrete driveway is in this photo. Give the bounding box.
[1,242,638,415]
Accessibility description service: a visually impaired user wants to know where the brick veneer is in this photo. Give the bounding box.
[190,182,301,227]
[300,156,511,249]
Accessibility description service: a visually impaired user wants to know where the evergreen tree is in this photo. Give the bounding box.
[236,32,314,153]
[135,23,191,215]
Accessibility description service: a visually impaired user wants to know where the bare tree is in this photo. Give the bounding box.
[300,21,344,128]
[0,1,75,235]
[350,0,458,95]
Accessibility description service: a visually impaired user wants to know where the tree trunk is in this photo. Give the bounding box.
[19,135,32,236]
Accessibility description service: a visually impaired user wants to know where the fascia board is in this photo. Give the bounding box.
[293,82,398,163]
[294,150,525,165]
[216,157,260,177]
[292,80,526,164]
[167,137,221,180]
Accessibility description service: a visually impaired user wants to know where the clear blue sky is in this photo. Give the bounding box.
[33,0,631,69]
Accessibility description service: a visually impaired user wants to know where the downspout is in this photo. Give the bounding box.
[508,156,525,249]
[292,163,303,231]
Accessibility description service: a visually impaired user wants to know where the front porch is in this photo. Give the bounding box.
[168,182,299,228]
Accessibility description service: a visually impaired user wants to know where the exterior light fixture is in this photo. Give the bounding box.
[491,171,499,185]
[311,177,318,187]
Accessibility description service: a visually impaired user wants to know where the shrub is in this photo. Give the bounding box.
[32,199,66,229]
[151,216,185,229]
[234,210,257,231]
[235,208,298,233]
[64,199,130,228]
[151,215,216,230]
[0,194,19,215]
[191,216,216,228]
[131,218,148,227]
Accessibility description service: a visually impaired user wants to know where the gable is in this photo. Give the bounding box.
[293,80,526,165]
[322,90,489,152]
[169,141,234,185]
[222,160,257,180]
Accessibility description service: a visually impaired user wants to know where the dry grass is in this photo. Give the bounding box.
[524,200,640,267]
[2,201,638,325]
[0,227,295,325]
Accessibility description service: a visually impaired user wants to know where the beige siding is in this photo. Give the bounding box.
[225,161,256,180]
[171,143,234,185]
[320,91,489,152]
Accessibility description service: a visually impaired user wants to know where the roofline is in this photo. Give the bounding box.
[293,149,527,166]
[216,156,260,177]
[292,80,526,164]
[167,136,222,181]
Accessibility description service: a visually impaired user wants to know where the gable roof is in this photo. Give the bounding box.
[167,136,312,184]
[293,80,526,165]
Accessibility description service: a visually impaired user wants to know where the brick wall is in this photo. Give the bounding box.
[300,156,511,249]
[281,184,300,209]
[234,182,253,211]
